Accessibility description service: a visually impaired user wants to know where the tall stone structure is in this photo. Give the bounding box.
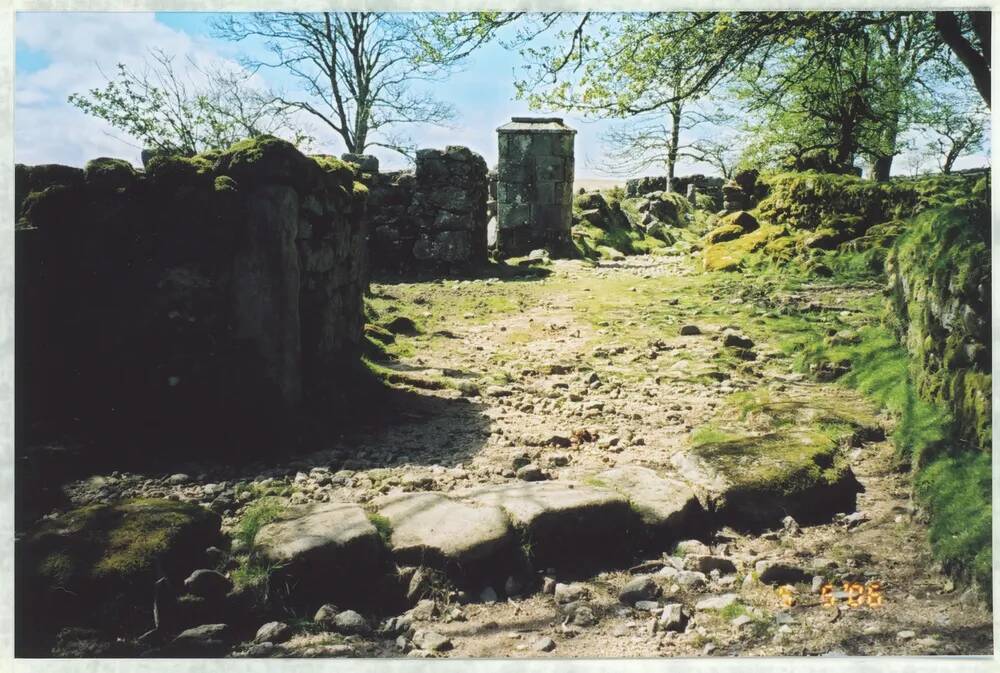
[495,117,576,257]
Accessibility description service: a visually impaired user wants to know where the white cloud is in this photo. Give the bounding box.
[15,12,257,166]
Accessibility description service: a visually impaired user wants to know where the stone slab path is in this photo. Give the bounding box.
[56,254,993,657]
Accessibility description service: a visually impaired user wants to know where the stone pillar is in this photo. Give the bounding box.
[495,117,576,257]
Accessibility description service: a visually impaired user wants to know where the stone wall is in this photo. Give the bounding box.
[886,188,991,452]
[366,146,488,274]
[626,174,725,210]
[495,118,576,258]
[15,136,368,457]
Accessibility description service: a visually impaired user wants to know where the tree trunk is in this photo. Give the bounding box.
[872,155,894,182]
[935,11,991,108]
[666,104,681,188]
[943,148,959,173]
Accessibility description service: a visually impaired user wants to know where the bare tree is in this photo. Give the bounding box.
[212,13,468,157]
[686,137,744,179]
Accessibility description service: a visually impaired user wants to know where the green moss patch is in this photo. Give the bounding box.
[24,498,221,601]
[688,388,870,528]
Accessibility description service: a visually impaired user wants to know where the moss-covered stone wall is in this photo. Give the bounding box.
[886,190,991,452]
[16,136,368,457]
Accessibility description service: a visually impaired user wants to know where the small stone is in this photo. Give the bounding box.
[532,636,556,652]
[254,621,291,645]
[811,576,825,594]
[781,515,801,535]
[619,576,660,605]
[169,624,231,656]
[658,604,689,632]
[167,473,190,485]
[480,586,499,604]
[674,539,711,556]
[516,463,547,482]
[542,577,557,594]
[695,594,739,611]
[897,630,917,641]
[314,604,340,625]
[333,610,369,635]
[634,600,660,612]
[183,569,232,600]
[679,325,701,336]
[408,599,438,621]
[412,630,453,652]
[731,615,752,629]
[554,582,589,604]
[675,570,708,589]
[722,329,754,349]
[244,642,275,657]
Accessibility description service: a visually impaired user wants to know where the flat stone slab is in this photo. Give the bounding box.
[373,492,514,568]
[593,465,704,538]
[254,503,385,602]
[458,482,634,568]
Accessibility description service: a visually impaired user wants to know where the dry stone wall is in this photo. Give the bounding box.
[365,146,488,274]
[15,137,368,457]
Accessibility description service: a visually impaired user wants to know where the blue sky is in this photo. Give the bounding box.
[15,12,990,178]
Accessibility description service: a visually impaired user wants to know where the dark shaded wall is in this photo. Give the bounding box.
[366,146,488,274]
[16,137,368,458]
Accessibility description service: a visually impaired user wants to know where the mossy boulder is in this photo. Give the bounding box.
[18,499,221,643]
[214,135,319,189]
[704,223,744,245]
[702,224,787,272]
[721,210,758,233]
[311,154,358,186]
[146,154,214,189]
[83,158,138,192]
[683,389,872,530]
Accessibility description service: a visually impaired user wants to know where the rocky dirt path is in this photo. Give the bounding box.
[60,254,993,657]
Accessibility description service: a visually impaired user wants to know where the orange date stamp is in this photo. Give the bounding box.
[777,581,884,608]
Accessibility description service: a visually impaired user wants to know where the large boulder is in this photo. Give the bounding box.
[373,492,515,571]
[592,465,704,542]
[458,482,637,569]
[253,502,388,607]
[17,499,221,651]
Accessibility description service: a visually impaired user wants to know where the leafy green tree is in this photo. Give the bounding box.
[922,97,989,173]
[69,48,306,155]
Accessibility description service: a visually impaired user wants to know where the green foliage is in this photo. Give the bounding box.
[365,512,394,544]
[915,451,992,601]
[234,496,286,551]
[213,175,238,193]
[68,48,306,155]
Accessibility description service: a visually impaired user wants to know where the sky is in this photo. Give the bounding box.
[14,11,990,179]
